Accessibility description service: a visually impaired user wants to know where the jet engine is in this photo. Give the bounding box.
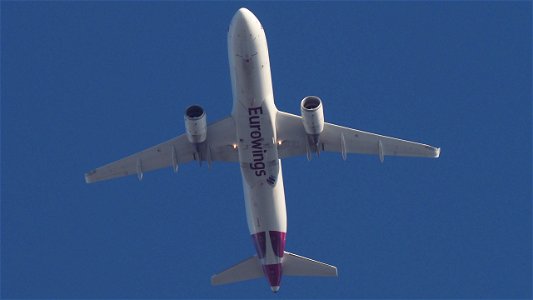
[184,105,207,144]
[300,96,325,155]
[301,96,324,135]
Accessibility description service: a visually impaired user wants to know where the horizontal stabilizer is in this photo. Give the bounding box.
[211,255,263,286]
[282,251,338,277]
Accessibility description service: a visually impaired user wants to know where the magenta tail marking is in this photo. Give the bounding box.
[263,263,282,288]
[269,231,286,257]
[251,232,267,259]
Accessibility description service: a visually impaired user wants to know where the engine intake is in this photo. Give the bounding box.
[184,105,207,144]
[300,96,324,136]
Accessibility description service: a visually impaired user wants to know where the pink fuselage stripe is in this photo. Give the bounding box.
[262,263,282,287]
[269,231,286,258]
[251,232,267,259]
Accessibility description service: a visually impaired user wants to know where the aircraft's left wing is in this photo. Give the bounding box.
[276,111,440,161]
[85,116,238,183]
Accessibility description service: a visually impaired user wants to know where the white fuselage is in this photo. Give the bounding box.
[227,8,287,287]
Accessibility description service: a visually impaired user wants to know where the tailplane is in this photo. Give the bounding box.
[283,251,338,277]
[211,255,263,286]
[211,252,337,286]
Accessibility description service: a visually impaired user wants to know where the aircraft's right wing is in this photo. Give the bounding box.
[85,116,238,183]
[276,111,440,161]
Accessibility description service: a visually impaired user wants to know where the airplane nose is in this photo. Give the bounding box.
[233,7,249,20]
[229,7,260,39]
[232,7,253,24]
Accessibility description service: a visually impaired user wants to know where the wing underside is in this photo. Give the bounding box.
[86,111,440,183]
[276,111,440,161]
[85,116,238,183]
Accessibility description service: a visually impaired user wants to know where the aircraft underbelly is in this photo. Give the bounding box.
[233,75,287,236]
[228,10,287,238]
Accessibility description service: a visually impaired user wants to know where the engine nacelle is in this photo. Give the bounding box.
[184,105,207,144]
[300,96,325,136]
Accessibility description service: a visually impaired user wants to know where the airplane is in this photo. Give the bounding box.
[85,7,441,293]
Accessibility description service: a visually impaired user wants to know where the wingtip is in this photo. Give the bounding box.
[85,170,96,184]
[434,147,441,158]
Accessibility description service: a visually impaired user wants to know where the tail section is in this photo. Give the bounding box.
[211,255,263,286]
[283,251,338,277]
[211,251,337,288]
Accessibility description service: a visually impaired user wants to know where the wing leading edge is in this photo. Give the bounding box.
[85,116,238,183]
[276,111,440,161]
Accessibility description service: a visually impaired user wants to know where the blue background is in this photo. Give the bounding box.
[2,2,531,298]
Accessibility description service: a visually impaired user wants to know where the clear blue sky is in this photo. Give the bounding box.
[2,2,531,298]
